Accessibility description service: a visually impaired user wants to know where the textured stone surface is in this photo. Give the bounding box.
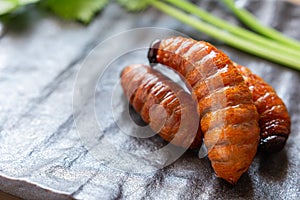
[0,1,299,199]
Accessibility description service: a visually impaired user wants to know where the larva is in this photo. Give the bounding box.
[235,64,291,153]
[148,36,260,184]
[120,64,203,149]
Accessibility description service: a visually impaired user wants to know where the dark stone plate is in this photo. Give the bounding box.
[0,1,299,199]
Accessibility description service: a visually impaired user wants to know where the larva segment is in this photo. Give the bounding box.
[235,64,291,152]
[120,64,203,149]
[148,36,260,184]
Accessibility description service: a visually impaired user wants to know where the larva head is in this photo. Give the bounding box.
[260,135,287,153]
[148,39,161,64]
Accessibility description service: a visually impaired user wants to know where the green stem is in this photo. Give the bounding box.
[164,0,300,60]
[150,1,300,71]
[222,0,300,51]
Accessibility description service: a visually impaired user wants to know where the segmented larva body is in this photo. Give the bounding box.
[120,64,203,149]
[148,36,260,184]
[235,64,291,152]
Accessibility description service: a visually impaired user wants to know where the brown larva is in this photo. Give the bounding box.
[148,36,260,184]
[120,64,203,149]
[235,64,291,153]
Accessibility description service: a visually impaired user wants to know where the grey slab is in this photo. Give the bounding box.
[0,1,299,200]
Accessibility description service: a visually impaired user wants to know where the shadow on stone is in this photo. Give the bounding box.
[258,149,288,182]
[210,173,255,200]
[128,104,147,127]
[6,7,45,35]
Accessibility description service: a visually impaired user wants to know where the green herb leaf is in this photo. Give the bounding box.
[44,0,108,23]
[0,0,39,15]
[117,0,151,12]
[0,0,18,15]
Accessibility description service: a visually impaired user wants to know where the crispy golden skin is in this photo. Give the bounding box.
[120,64,203,149]
[235,64,291,153]
[148,36,260,184]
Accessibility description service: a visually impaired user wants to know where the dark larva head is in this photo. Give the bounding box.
[260,135,287,153]
[147,39,161,65]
